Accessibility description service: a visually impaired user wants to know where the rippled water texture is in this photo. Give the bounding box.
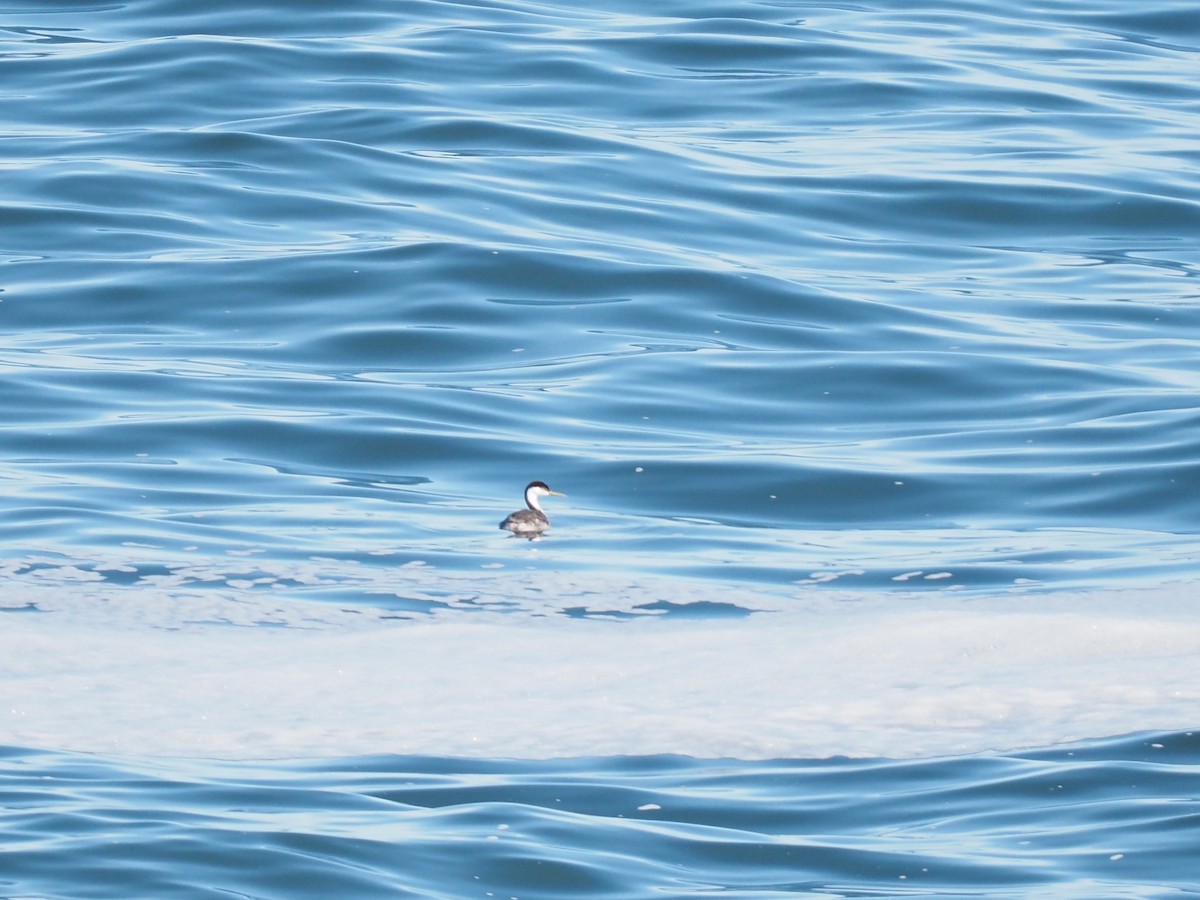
[1,0,1198,594]
[3,2,1200,897]
[3,732,1199,898]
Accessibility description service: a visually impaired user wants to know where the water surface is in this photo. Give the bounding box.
[2,0,1199,895]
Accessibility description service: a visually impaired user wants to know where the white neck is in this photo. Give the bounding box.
[525,487,544,512]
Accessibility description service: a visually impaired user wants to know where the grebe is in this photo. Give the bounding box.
[500,481,564,535]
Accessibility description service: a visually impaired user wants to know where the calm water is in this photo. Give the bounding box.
[3,732,1199,899]
[2,0,1199,895]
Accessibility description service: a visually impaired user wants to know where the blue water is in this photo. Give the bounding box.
[3,732,1199,898]
[3,0,1200,895]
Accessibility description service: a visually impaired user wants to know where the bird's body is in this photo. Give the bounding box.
[500,507,550,534]
[500,481,564,536]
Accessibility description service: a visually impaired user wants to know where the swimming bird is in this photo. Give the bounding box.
[500,480,564,536]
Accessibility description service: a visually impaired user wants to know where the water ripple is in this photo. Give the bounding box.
[1,733,1197,897]
[1,0,1199,735]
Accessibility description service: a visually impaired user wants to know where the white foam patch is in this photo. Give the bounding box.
[2,566,1198,760]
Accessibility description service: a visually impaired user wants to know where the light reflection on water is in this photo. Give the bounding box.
[0,0,1198,748]
[3,4,1200,897]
